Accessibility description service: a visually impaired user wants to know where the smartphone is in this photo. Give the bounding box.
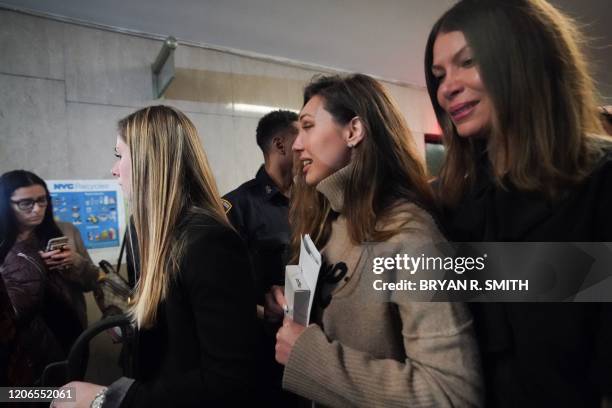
[46,236,69,252]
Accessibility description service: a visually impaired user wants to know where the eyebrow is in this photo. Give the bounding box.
[12,194,47,201]
[431,45,470,71]
[299,113,313,121]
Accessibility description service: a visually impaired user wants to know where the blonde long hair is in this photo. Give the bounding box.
[118,105,228,328]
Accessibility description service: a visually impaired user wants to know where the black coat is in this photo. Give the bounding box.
[118,212,258,407]
[223,166,290,303]
[0,274,14,385]
[441,151,612,407]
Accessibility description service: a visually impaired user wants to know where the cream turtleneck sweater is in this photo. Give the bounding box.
[283,165,483,407]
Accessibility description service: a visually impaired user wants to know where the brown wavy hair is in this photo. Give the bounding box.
[425,0,610,208]
[289,74,434,259]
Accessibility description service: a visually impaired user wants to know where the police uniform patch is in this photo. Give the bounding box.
[221,198,232,214]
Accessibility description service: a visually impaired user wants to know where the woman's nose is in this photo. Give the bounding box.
[31,203,44,214]
[439,70,464,101]
[292,132,304,152]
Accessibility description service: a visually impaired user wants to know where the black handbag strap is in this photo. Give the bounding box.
[116,230,127,270]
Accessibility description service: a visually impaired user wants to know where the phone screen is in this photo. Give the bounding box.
[46,237,69,252]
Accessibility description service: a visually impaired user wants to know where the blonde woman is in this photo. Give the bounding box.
[56,106,257,407]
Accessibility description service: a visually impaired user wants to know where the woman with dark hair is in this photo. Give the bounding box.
[425,0,612,406]
[0,171,63,261]
[0,170,88,384]
[272,74,482,407]
[0,171,98,346]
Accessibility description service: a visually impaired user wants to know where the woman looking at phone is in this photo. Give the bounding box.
[55,105,257,408]
[0,170,93,383]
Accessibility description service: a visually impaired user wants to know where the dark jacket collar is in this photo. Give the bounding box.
[256,165,282,201]
[447,147,612,242]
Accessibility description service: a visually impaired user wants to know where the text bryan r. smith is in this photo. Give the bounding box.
[373,279,529,292]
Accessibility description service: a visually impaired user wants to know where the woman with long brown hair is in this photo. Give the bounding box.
[273,74,482,407]
[55,105,257,407]
[425,0,612,406]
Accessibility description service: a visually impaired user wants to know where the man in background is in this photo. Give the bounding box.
[223,109,298,406]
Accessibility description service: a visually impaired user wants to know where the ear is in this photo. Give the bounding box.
[344,116,365,148]
[272,135,286,155]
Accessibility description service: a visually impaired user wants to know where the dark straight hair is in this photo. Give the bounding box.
[0,170,62,261]
[424,0,607,207]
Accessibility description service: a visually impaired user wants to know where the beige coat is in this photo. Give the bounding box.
[283,166,483,407]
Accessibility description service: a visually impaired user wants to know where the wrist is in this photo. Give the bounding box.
[90,387,108,408]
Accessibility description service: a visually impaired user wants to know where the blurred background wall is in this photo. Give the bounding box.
[0,8,437,194]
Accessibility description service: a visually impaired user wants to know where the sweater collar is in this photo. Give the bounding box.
[316,164,352,213]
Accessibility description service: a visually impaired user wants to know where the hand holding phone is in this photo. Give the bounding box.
[45,236,69,252]
[41,236,74,271]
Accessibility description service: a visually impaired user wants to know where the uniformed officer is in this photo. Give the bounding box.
[223,109,298,304]
[223,109,299,406]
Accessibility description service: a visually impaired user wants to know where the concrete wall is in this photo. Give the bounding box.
[0,7,437,385]
[0,9,436,191]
